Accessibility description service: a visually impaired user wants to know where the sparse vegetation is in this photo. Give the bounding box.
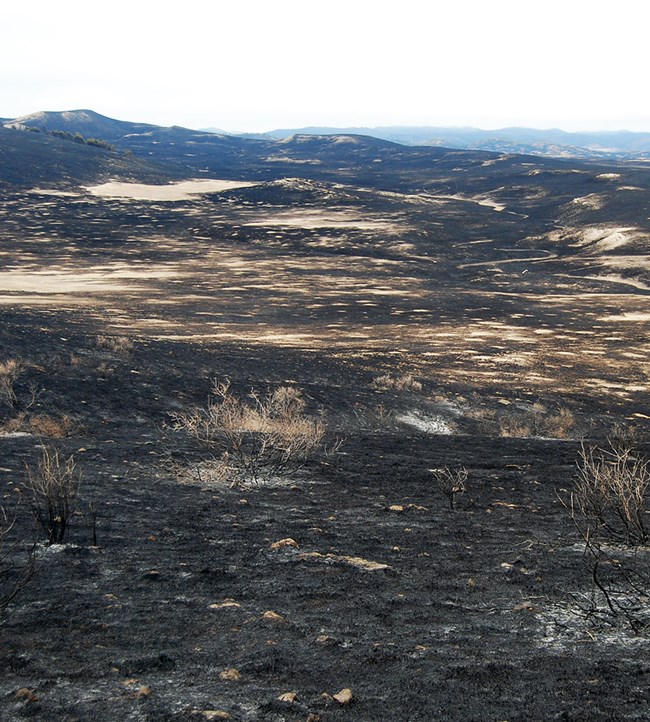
[0,359,23,408]
[432,465,469,509]
[171,381,326,486]
[562,441,650,631]
[96,335,134,354]
[570,441,649,546]
[372,373,423,393]
[0,505,35,611]
[23,447,81,544]
[498,406,575,439]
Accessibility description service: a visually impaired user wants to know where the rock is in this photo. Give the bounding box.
[136,685,153,698]
[270,537,299,551]
[208,599,242,610]
[388,504,405,512]
[219,668,241,681]
[197,712,231,720]
[333,688,354,705]
[262,610,286,623]
[299,551,393,572]
[277,691,297,703]
[315,634,336,645]
[15,688,38,703]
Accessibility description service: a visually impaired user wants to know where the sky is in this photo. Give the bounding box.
[3,0,650,133]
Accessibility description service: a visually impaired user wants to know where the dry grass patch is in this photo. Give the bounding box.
[27,414,75,438]
[372,373,423,393]
[498,406,575,439]
[95,335,134,355]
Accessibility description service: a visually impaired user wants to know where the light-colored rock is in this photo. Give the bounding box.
[219,668,241,681]
[270,537,299,551]
[299,551,392,572]
[208,599,242,610]
[277,691,297,703]
[333,688,354,705]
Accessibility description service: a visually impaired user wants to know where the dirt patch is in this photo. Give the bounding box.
[86,179,258,201]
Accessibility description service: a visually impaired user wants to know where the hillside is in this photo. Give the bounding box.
[0,124,180,188]
[0,108,649,722]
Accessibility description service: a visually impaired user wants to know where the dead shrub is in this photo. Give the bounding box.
[95,335,134,355]
[608,422,640,452]
[544,408,575,439]
[0,505,35,610]
[561,441,650,632]
[372,373,423,393]
[23,447,81,544]
[170,381,326,486]
[27,414,75,438]
[498,415,532,438]
[0,359,23,408]
[570,442,649,546]
[498,406,575,439]
[432,466,469,509]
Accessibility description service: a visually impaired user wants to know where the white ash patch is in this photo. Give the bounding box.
[396,411,454,434]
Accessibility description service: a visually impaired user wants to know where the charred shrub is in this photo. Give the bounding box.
[432,465,468,510]
[571,442,649,546]
[564,441,650,631]
[0,359,23,409]
[170,380,326,486]
[0,504,35,611]
[23,447,81,544]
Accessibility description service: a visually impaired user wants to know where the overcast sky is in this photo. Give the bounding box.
[3,0,649,133]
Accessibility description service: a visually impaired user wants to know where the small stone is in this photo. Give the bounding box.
[277,691,297,703]
[270,537,299,551]
[199,711,231,720]
[136,685,153,698]
[513,600,540,612]
[262,610,286,623]
[388,504,404,512]
[315,634,336,645]
[333,688,354,705]
[208,599,242,610]
[15,688,38,703]
[219,668,241,681]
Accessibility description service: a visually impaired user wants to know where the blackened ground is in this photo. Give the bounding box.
[0,310,648,722]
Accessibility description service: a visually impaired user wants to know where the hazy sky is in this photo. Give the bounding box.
[3,0,649,132]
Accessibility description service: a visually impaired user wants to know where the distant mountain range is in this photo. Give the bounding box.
[202,125,650,160]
